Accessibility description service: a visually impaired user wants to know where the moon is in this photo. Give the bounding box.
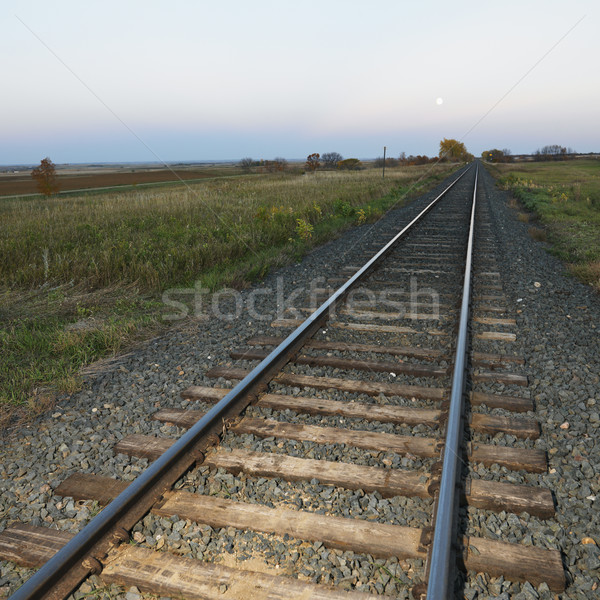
[436,97,444,105]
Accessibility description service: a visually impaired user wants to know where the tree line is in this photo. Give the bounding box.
[33,137,476,198]
[532,145,576,161]
[481,145,577,162]
[239,152,355,173]
[481,149,513,163]
[240,138,474,175]
[304,154,363,171]
[374,139,473,166]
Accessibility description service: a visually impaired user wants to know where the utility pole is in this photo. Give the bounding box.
[382,146,386,179]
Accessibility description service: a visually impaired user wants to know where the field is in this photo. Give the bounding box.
[486,160,600,291]
[0,163,455,423]
[0,164,243,197]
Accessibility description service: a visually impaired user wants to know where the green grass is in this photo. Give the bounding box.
[0,286,164,426]
[487,160,600,290]
[0,164,455,421]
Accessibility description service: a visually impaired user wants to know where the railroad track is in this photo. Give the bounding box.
[0,164,566,599]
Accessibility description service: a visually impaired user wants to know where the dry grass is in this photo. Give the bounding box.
[569,260,600,291]
[528,226,547,242]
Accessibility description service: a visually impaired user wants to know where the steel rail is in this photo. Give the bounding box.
[10,166,472,600]
[426,166,478,599]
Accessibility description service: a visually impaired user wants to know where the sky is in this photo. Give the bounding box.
[1,0,598,165]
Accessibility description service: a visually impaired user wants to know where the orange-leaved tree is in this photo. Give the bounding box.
[32,157,60,196]
[305,153,320,173]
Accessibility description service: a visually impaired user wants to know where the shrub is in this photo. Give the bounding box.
[337,158,362,171]
[334,199,355,217]
[295,218,313,240]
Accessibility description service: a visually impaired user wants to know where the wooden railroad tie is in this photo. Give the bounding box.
[476,331,517,342]
[232,346,527,387]
[180,386,540,439]
[287,306,449,322]
[247,335,526,368]
[230,347,449,379]
[0,523,377,600]
[247,335,447,361]
[116,410,546,472]
[54,459,554,519]
[270,318,447,337]
[205,366,448,401]
[2,484,564,591]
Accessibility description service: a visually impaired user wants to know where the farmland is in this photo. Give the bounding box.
[0,164,243,197]
[0,163,455,421]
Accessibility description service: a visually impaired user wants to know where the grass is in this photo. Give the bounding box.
[486,159,600,291]
[0,164,455,422]
[0,285,164,427]
[1,167,454,291]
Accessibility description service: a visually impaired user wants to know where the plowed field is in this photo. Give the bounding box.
[0,167,237,196]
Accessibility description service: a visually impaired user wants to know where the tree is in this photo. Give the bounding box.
[406,155,434,165]
[273,157,288,171]
[32,157,59,196]
[238,157,255,172]
[439,138,471,162]
[534,145,571,161]
[305,153,320,173]
[481,149,507,163]
[261,157,288,172]
[321,152,343,169]
[481,148,514,163]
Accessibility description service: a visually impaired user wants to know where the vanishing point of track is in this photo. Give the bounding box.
[1,164,565,599]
